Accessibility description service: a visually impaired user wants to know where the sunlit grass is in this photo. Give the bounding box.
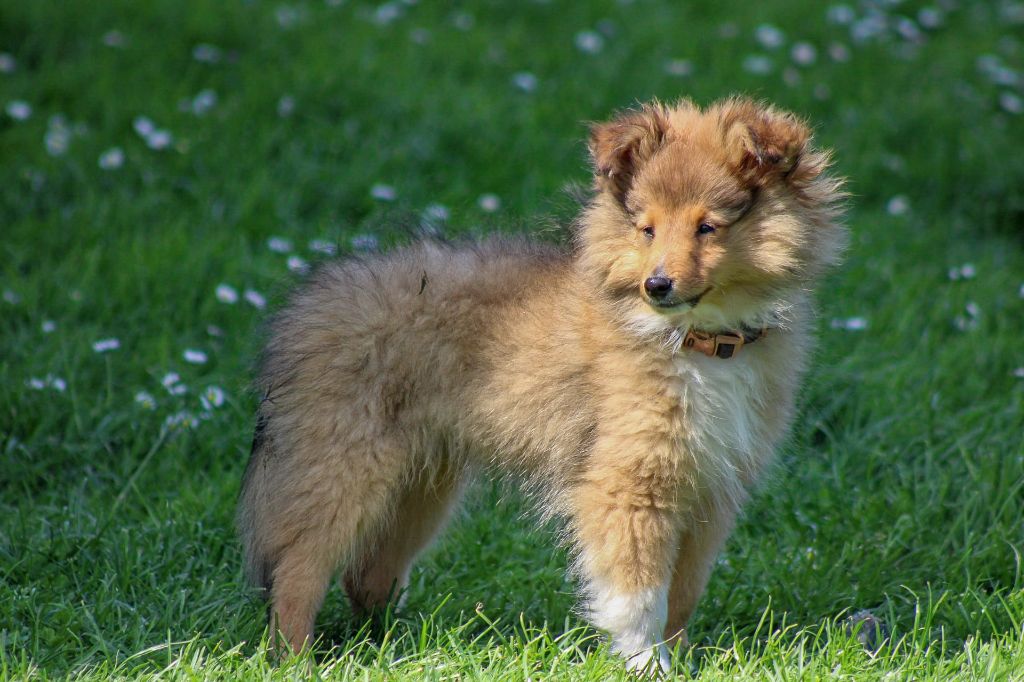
[2,0,1023,679]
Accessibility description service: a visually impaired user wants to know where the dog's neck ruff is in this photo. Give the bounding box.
[681,325,769,359]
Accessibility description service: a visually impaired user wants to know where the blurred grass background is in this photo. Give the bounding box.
[2,0,1023,678]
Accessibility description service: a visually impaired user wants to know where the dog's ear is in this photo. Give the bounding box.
[721,99,811,185]
[589,104,669,203]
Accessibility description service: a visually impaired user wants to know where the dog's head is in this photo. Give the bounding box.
[579,97,846,332]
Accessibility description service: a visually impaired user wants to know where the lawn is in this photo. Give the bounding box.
[2,0,1023,679]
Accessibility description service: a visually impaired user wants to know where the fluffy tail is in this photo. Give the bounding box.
[237,411,274,599]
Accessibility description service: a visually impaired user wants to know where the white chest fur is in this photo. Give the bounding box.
[669,348,780,510]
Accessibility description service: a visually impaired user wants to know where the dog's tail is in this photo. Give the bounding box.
[237,410,275,600]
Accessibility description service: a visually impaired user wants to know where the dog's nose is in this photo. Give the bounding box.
[644,276,673,299]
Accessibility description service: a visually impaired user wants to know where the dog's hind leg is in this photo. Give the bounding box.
[343,456,464,613]
[260,437,412,654]
[268,535,339,654]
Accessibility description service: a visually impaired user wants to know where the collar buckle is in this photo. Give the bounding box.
[712,333,744,359]
[682,327,766,359]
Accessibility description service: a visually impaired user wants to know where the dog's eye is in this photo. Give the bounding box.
[642,225,655,239]
[697,222,716,235]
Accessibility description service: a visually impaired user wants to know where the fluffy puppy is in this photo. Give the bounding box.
[237,97,845,672]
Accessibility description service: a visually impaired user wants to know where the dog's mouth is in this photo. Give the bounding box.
[649,287,713,311]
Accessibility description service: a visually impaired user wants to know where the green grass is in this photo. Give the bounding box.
[2,0,1023,679]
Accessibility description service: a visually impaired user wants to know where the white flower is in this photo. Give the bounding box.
[276,5,303,28]
[145,129,173,150]
[244,289,267,309]
[277,95,296,118]
[0,53,15,74]
[169,384,188,396]
[977,54,1002,77]
[742,55,773,75]
[287,255,310,274]
[420,203,449,236]
[41,320,56,333]
[370,183,397,201]
[215,283,239,304]
[574,30,604,54]
[452,11,474,31]
[135,391,157,410]
[511,71,538,92]
[191,89,217,116]
[947,263,976,281]
[183,348,208,364]
[164,411,199,430]
[886,195,909,216]
[1004,2,1024,23]
[161,372,182,390]
[28,375,66,392]
[102,30,127,48]
[663,59,693,77]
[953,316,978,332]
[791,42,817,66]
[192,43,222,64]
[2,289,19,304]
[895,17,922,42]
[988,67,1020,87]
[373,2,402,25]
[1019,283,1024,299]
[133,115,172,150]
[5,100,32,121]
[45,124,71,157]
[954,302,981,332]
[133,116,155,137]
[999,92,1023,115]
[200,385,226,410]
[423,203,450,223]
[851,15,887,43]
[478,193,501,212]
[830,317,868,331]
[98,147,125,170]
[267,236,293,253]
[826,4,855,25]
[917,7,944,29]
[1013,367,1024,379]
[754,24,785,49]
[828,42,851,62]
[309,239,337,255]
[351,234,379,251]
[92,338,121,353]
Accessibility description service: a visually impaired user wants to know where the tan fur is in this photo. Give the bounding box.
[237,97,846,669]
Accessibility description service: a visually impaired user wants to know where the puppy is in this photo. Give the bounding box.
[238,97,845,672]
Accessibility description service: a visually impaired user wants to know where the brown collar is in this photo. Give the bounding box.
[682,326,769,359]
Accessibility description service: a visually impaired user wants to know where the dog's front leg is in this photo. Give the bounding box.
[571,456,681,674]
